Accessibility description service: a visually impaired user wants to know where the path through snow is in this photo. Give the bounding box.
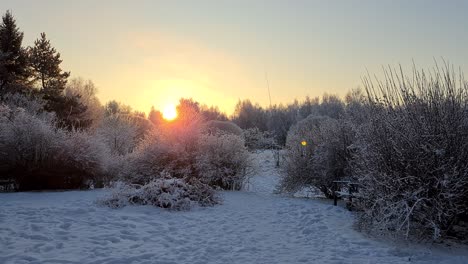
[1,151,467,263]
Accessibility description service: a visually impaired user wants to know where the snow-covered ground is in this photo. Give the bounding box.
[1,151,467,264]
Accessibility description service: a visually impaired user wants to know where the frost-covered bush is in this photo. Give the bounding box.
[280,115,354,198]
[58,130,110,187]
[121,134,187,184]
[99,178,219,210]
[205,120,242,136]
[196,133,251,190]
[0,104,109,190]
[243,127,278,150]
[354,65,468,239]
[0,106,63,185]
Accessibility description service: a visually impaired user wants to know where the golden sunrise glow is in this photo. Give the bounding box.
[162,104,178,121]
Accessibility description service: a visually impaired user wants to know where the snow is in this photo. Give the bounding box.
[1,151,467,264]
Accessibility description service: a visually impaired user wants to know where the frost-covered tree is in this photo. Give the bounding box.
[242,127,278,150]
[176,98,201,126]
[1,92,47,116]
[148,106,163,126]
[266,104,298,145]
[344,88,368,125]
[298,96,320,120]
[104,100,132,116]
[315,94,345,120]
[232,99,267,131]
[64,78,103,129]
[97,115,138,156]
[200,105,228,121]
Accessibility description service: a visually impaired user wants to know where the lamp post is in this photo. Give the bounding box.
[301,140,307,157]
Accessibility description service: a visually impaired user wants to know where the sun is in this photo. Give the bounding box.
[162,104,178,121]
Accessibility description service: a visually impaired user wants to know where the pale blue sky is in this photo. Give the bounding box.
[2,0,468,114]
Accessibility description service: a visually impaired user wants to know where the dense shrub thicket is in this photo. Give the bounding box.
[0,103,109,190]
[353,66,468,239]
[278,65,468,240]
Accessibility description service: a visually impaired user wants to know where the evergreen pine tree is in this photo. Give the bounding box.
[0,10,31,95]
[29,32,70,96]
[28,32,86,129]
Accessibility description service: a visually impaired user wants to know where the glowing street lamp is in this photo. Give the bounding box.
[301,140,307,157]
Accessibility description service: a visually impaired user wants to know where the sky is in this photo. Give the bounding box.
[2,0,468,115]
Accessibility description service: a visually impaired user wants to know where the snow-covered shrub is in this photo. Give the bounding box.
[98,181,139,209]
[354,65,468,239]
[196,133,251,190]
[121,133,186,184]
[0,105,64,186]
[105,154,129,184]
[280,115,354,198]
[0,104,109,190]
[243,127,278,150]
[99,178,219,210]
[205,120,242,136]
